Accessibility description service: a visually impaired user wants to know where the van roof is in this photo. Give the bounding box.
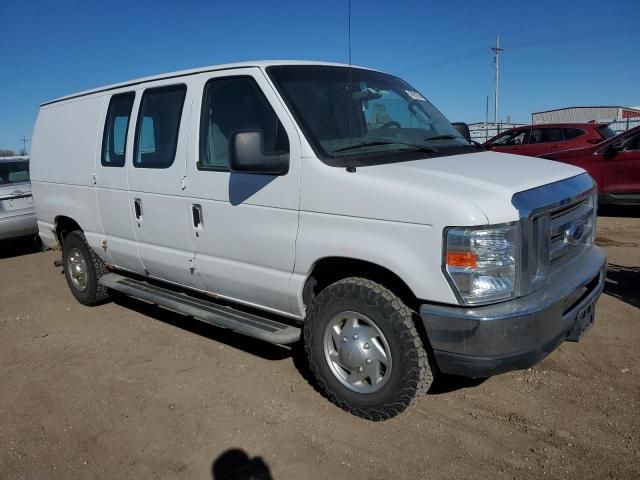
[41,60,376,107]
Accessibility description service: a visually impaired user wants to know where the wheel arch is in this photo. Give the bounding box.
[302,256,420,312]
[54,215,83,247]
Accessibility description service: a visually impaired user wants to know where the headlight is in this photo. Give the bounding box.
[444,223,519,305]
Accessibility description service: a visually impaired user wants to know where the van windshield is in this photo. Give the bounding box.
[267,65,475,167]
[0,161,30,185]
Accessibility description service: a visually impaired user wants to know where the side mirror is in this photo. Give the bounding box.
[229,130,289,175]
[451,122,471,142]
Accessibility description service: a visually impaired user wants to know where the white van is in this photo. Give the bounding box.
[30,61,606,420]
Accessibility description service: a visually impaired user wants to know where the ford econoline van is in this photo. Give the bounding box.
[30,61,606,420]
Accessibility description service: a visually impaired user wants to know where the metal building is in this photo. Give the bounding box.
[532,106,640,124]
[467,122,525,142]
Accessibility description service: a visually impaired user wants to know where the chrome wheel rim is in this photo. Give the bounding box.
[67,247,88,291]
[323,311,392,394]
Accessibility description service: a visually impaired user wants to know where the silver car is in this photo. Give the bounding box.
[0,157,38,240]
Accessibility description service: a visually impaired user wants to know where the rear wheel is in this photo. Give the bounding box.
[304,277,433,420]
[62,230,110,306]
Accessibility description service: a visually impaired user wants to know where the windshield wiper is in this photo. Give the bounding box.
[333,141,438,154]
[423,134,461,141]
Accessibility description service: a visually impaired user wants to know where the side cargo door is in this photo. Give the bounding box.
[95,91,146,274]
[185,68,301,316]
[126,81,205,290]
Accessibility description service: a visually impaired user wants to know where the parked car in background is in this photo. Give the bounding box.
[484,123,616,157]
[539,125,640,205]
[0,157,38,240]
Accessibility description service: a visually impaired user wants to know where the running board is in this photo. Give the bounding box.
[99,273,301,345]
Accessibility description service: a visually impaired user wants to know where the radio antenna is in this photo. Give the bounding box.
[348,0,352,68]
[344,0,356,172]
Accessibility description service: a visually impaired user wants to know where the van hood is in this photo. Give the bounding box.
[368,151,586,223]
[305,151,587,226]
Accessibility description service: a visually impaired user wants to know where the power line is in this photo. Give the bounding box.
[400,28,639,75]
[504,27,639,49]
[399,48,487,74]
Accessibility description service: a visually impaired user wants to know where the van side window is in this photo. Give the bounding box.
[101,92,135,167]
[134,85,186,169]
[199,76,289,170]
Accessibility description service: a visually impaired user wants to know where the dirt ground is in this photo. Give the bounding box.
[1,209,638,480]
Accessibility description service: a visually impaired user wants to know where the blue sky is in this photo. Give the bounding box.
[1,0,638,153]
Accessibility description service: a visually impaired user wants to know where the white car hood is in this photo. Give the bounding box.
[391,151,582,195]
[303,150,587,226]
[379,151,586,222]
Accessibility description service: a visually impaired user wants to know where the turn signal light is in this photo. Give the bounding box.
[446,251,477,268]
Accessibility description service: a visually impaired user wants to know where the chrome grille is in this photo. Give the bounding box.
[548,196,594,265]
[511,173,597,297]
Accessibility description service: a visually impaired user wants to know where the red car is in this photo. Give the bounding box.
[484,123,616,157]
[539,125,640,205]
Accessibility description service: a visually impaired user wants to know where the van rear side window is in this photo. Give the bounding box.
[101,92,135,167]
[134,85,186,169]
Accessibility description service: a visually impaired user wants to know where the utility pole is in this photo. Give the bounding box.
[485,95,489,141]
[19,136,29,156]
[491,35,503,132]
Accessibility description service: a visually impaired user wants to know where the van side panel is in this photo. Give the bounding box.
[30,96,105,252]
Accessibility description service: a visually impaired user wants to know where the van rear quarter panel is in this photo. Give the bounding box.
[30,95,105,249]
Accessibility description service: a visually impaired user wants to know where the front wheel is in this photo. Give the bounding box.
[62,230,110,306]
[304,277,433,420]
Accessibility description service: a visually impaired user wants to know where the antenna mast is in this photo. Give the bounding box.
[344,0,356,172]
[348,0,352,67]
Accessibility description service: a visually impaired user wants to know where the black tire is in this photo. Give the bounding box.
[304,277,433,421]
[62,230,110,306]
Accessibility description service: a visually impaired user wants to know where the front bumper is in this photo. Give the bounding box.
[420,246,606,377]
[0,213,38,241]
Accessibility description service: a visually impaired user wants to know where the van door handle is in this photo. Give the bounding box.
[134,198,143,220]
[192,204,203,228]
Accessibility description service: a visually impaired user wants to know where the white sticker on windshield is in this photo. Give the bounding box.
[405,90,426,101]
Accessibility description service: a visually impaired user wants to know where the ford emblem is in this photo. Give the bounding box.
[564,222,585,245]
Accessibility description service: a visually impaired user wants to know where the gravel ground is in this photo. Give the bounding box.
[0,210,638,479]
